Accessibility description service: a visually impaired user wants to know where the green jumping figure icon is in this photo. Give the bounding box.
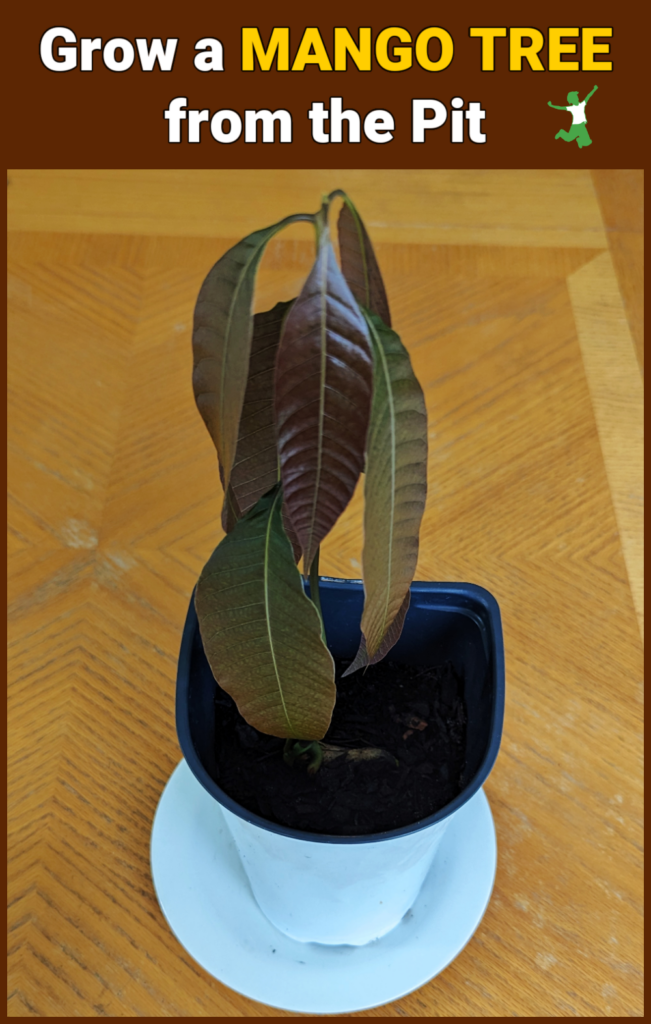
[548,86,598,148]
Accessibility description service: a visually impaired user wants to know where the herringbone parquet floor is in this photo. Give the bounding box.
[7,170,643,1016]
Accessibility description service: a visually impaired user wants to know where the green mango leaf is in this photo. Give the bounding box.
[220,300,301,561]
[337,198,391,328]
[348,310,427,669]
[274,227,374,571]
[192,214,313,492]
[195,484,335,740]
[342,592,410,677]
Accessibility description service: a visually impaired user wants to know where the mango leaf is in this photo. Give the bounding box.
[195,483,335,740]
[347,310,427,669]
[274,228,374,570]
[192,214,312,492]
[220,300,301,560]
[342,591,410,677]
[226,301,292,517]
[337,199,391,327]
[221,481,241,535]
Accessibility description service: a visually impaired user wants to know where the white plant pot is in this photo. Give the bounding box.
[221,804,450,945]
[174,579,505,952]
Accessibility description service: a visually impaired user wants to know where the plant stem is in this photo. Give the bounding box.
[309,547,327,644]
[314,201,329,247]
[283,738,324,774]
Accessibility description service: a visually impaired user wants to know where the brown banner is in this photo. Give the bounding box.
[5,1,645,168]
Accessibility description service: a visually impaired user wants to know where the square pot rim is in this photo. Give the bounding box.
[176,578,505,845]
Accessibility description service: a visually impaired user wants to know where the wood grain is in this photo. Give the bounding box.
[7,170,642,1017]
[567,251,644,637]
[591,170,644,375]
[8,169,608,248]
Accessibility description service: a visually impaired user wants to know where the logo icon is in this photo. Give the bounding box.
[548,86,598,148]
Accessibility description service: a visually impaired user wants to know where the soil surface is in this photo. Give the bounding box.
[211,657,467,836]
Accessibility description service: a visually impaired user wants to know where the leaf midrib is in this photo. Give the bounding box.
[367,314,396,646]
[219,235,269,480]
[264,487,294,734]
[306,242,328,564]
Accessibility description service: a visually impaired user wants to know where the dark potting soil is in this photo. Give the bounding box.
[211,657,467,836]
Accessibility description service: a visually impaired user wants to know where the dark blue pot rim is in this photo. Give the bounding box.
[176,578,505,845]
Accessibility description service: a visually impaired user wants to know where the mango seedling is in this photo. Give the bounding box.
[191,191,427,768]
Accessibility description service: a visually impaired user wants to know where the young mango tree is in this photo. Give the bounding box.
[191,191,428,772]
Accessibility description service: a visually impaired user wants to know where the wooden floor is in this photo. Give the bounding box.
[7,170,643,1017]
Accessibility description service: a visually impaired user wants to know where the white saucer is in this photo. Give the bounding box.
[150,759,496,1015]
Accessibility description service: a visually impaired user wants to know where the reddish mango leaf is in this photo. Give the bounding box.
[192,214,312,492]
[221,481,242,535]
[337,199,391,328]
[220,300,301,561]
[274,230,373,570]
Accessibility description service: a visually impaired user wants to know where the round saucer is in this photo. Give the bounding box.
[150,759,496,1015]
